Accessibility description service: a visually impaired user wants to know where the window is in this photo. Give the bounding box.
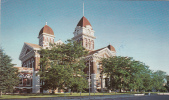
[23,63,26,67]
[31,59,34,68]
[18,74,24,86]
[30,62,32,68]
[29,60,31,68]
[19,78,22,85]
[97,64,100,74]
[91,40,94,49]
[88,39,90,49]
[105,78,109,87]
[26,78,31,86]
[27,62,28,68]
[85,39,88,47]
[26,74,32,86]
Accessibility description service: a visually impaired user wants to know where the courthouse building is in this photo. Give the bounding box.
[16,16,116,93]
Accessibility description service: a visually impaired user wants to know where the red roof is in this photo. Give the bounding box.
[39,25,54,36]
[25,42,41,49]
[77,16,92,27]
[88,45,116,56]
[107,45,116,52]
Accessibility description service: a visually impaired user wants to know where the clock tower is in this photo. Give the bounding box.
[72,16,96,51]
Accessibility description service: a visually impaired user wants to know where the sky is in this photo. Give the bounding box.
[1,0,169,74]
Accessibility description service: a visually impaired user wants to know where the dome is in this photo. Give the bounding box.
[39,25,54,36]
[77,16,92,27]
[107,45,116,52]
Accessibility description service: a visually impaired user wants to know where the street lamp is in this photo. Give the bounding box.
[99,63,103,93]
[86,59,93,99]
[86,58,96,98]
[100,72,103,93]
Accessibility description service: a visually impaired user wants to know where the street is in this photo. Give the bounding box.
[101,95,169,100]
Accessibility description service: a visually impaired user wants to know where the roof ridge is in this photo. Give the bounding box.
[24,42,41,49]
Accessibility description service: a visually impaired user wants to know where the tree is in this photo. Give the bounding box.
[128,60,152,92]
[38,40,88,93]
[101,56,154,92]
[101,56,133,92]
[0,48,19,96]
[152,70,167,92]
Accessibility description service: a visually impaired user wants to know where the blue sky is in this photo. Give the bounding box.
[1,0,169,74]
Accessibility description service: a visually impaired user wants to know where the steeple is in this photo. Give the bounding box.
[83,2,84,16]
[72,16,95,51]
[38,23,55,48]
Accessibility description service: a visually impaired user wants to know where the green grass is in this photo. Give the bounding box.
[0,92,160,99]
[0,93,110,99]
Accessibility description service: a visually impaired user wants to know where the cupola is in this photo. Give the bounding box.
[38,23,55,48]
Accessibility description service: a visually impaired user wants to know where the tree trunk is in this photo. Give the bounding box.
[70,92,72,95]
[0,90,2,96]
[52,90,55,94]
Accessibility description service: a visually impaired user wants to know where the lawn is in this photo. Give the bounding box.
[0,93,110,99]
[0,92,159,99]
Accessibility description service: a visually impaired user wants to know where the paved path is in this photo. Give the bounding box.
[3,94,169,100]
[102,95,169,100]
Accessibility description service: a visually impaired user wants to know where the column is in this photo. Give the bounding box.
[33,53,40,93]
[91,60,97,93]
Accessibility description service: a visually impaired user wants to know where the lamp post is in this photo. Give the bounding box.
[100,73,103,93]
[87,58,96,99]
[86,59,93,99]
[88,60,91,98]
[99,63,103,93]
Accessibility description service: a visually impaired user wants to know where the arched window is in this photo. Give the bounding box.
[27,62,29,68]
[44,37,46,42]
[88,39,90,49]
[26,74,32,86]
[92,41,94,49]
[85,38,88,48]
[23,63,26,67]
[91,40,94,50]
[31,59,34,68]
[50,38,52,43]
[18,74,24,86]
[28,60,31,68]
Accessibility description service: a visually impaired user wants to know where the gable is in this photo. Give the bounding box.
[100,53,109,58]
[19,43,34,60]
[92,48,115,58]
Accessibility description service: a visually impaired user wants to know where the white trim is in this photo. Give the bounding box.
[19,43,41,60]
[38,33,55,38]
